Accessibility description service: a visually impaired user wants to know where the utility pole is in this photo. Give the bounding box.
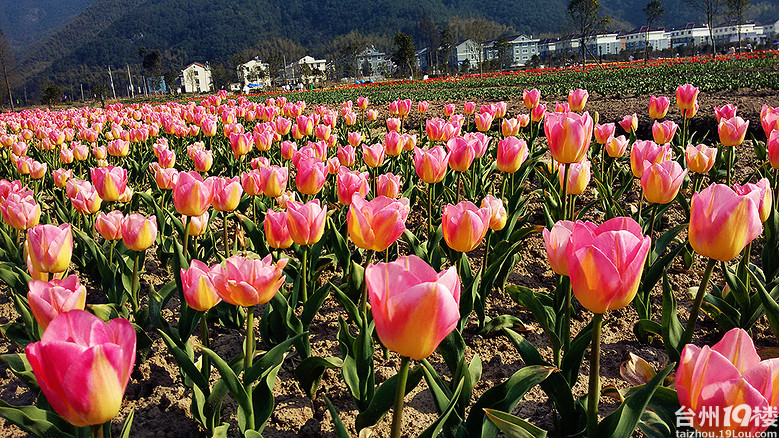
[108,65,117,100]
[127,64,134,98]
[80,83,84,102]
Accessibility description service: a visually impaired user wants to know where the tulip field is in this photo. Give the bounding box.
[2,53,779,438]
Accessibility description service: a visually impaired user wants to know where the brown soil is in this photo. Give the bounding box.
[2,88,779,438]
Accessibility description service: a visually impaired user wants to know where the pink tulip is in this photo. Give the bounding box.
[337,144,356,168]
[121,213,157,251]
[26,223,73,274]
[29,161,47,180]
[386,117,401,132]
[25,310,135,427]
[1,193,40,230]
[286,199,327,245]
[377,172,401,198]
[59,146,74,164]
[734,178,773,223]
[366,109,379,121]
[154,168,179,191]
[630,140,672,178]
[106,139,129,157]
[180,259,221,311]
[70,182,102,215]
[280,140,297,160]
[567,217,651,313]
[384,131,404,157]
[426,118,445,142]
[347,193,410,252]
[365,255,460,360]
[362,143,385,168]
[554,102,570,113]
[689,183,763,261]
[27,274,87,330]
[543,220,596,276]
[496,137,529,174]
[719,116,749,147]
[641,160,687,204]
[229,132,253,158]
[559,160,591,195]
[685,144,718,174]
[714,103,738,123]
[501,118,520,137]
[464,132,490,158]
[544,111,594,164]
[677,328,779,436]
[241,170,263,197]
[475,112,493,132]
[295,157,327,195]
[529,104,545,123]
[414,146,449,184]
[523,89,541,109]
[90,166,127,202]
[53,168,73,188]
[463,101,476,115]
[259,165,288,198]
[760,105,779,137]
[442,201,491,253]
[619,113,638,134]
[447,136,476,172]
[185,212,209,237]
[173,171,214,217]
[768,130,779,169]
[418,101,429,113]
[337,168,370,205]
[211,177,243,212]
[605,135,629,158]
[348,131,363,148]
[593,123,616,144]
[158,148,176,168]
[210,254,287,307]
[264,209,293,249]
[676,84,700,113]
[648,95,670,119]
[481,195,507,231]
[567,89,588,112]
[651,120,678,144]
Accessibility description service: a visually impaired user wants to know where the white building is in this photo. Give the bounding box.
[713,20,762,44]
[668,23,711,48]
[451,39,482,69]
[180,62,213,94]
[356,46,387,77]
[623,27,670,52]
[237,58,271,92]
[283,56,327,85]
[585,33,622,56]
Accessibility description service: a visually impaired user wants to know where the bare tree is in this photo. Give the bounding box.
[568,0,610,65]
[644,0,664,61]
[726,0,750,52]
[0,28,16,111]
[685,0,722,57]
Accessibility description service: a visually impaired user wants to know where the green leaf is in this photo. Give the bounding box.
[596,364,675,438]
[661,273,684,362]
[418,380,465,438]
[0,400,75,437]
[245,332,306,384]
[156,329,210,394]
[323,396,351,438]
[119,410,134,438]
[354,364,424,431]
[198,345,252,416]
[483,408,547,438]
[561,320,593,387]
[0,353,38,390]
[295,356,343,399]
[755,276,779,340]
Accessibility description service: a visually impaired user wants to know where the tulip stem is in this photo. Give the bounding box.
[586,312,604,437]
[681,257,717,347]
[243,305,255,431]
[91,424,104,438]
[390,356,411,438]
[108,240,116,266]
[131,251,140,315]
[182,216,191,261]
[427,184,433,239]
[223,211,230,258]
[726,146,733,187]
[200,312,210,381]
[636,186,644,226]
[560,164,569,221]
[301,246,309,304]
[648,203,659,237]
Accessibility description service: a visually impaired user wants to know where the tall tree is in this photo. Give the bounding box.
[439,27,454,74]
[392,33,416,78]
[418,12,440,74]
[643,0,665,61]
[568,0,610,65]
[0,28,16,111]
[685,0,722,57]
[726,0,750,51]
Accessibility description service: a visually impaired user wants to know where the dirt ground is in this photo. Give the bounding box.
[2,88,779,437]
